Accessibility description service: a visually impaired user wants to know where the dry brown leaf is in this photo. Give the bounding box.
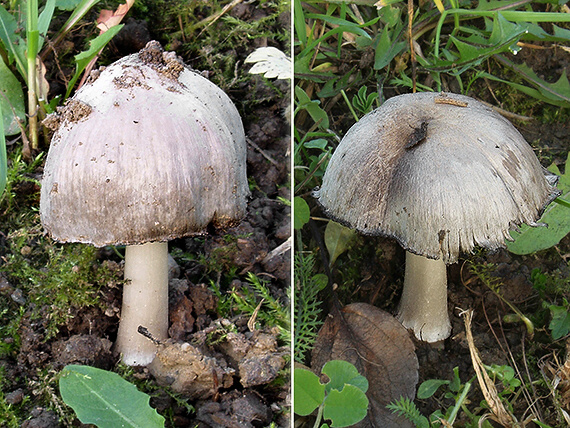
[463,310,519,428]
[311,302,418,428]
[97,0,135,32]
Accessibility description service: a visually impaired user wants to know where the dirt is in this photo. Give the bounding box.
[0,1,290,427]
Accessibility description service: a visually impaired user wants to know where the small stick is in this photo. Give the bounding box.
[247,137,279,166]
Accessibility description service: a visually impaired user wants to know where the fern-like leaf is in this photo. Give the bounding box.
[294,252,327,362]
[386,397,430,428]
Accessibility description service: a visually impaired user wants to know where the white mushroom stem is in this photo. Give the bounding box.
[116,242,169,366]
[396,251,451,342]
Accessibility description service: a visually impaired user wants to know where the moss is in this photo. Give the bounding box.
[1,242,121,340]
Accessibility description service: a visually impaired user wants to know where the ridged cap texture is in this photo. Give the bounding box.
[315,92,559,263]
[40,41,249,247]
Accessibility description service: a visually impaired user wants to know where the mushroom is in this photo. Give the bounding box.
[314,91,559,342]
[40,41,249,365]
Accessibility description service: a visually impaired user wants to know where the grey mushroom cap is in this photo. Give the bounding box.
[315,92,559,264]
[40,41,249,247]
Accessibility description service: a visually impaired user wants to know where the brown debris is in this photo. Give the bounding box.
[148,340,235,400]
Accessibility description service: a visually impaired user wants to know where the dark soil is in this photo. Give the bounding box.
[0,1,290,426]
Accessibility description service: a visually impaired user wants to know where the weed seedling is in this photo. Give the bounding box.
[294,360,369,428]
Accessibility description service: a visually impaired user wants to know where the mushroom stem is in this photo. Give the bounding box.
[116,241,169,366]
[396,251,451,342]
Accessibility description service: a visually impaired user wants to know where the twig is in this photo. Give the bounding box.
[198,0,244,37]
[246,137,279,166]
[478,100,533,122]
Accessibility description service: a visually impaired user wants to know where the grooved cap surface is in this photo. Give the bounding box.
[315,92,558,263]
[40,42,249,247]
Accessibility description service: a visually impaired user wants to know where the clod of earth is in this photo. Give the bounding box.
[148,340,235,400]
[149,320,286,397]
[196,390,274,428]
[315,92,560,343]
[40,40,249,366]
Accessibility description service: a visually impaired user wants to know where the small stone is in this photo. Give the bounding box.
[4,388,24,405]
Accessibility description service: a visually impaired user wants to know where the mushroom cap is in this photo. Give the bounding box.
[315,92,559,264]
[40,41,249,247]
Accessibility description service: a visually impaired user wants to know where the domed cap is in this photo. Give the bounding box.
[40,41,249,247]
[315,92,559,264]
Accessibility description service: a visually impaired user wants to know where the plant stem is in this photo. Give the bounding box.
[313,403,324,428]
[340,90,359,122]
[26,0,39,154]
[448,381,472,424]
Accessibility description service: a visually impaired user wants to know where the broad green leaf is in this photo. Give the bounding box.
[0,6,26,77]
[312,273,329,291]
[378,4,401,27]
[294,196,310,230]
[322,360,368,394]
[417,379,450,399]
[65,24,124,98]
[323,384,369,427]
[374,24,406,70]
[0,58,25,135]
[304,138,328,150]
[324,221,356,266]
[295,85,330,129]
[59,365,165,428]
[506,194,570,254]
[507,153,570,254]
[294,368,325,416]
[548,305,570,340]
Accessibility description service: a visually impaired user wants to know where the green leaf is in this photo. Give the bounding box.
[506,195,570,254]
[374,24,406,70]
[426,14,526,74]
[507,153,570,254]
[322,360,368,394]
[0,6,27,77]
[323,384,369,427]
[59,365,165,428]
[304,138,328,150]
[0,92,6,196]
[324,221,357,266]
[304,13,374,40]
[38,0,57,49]
[56,0,85,11]
[490,56,570,106]
[294,196,310,230]
[65,25,124,98]
[417,379,450,399]
[0,58,25,135]
[295,85,330,129]
[549,305,570,340]
[294,368,325,416]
